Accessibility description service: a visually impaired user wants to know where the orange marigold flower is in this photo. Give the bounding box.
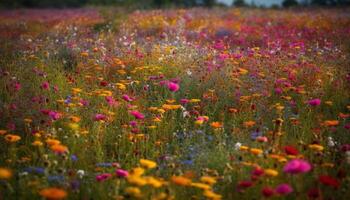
[4,134,21,143]
[50,144,68,154]
[0,168,12,179]
[324,120,339,127]
[171,176,192,186]
[39,187,67,200]
[243,121,256,128]
[210,122,223,129]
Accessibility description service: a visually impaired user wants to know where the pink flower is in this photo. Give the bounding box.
[180,99,189,104]
[122,95,133,102]
[308,98,321,106]
[115,169,129,178]
[49,111,62,120]
[274,87,283,94]
[167,82,180,92]
[105,96,118,107]
[275,184,293,195]
[41,81,50,90]
[96,173,112,182]
[94,114,107,121]
[14,82,21,91]
[283,159,311,174]
[130,111,145,119]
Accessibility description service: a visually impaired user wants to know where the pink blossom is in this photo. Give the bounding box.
[49,111,62,120]
[167,82,180,92]
[275,184,293,195]
[283,159,311,174]
[308,98,321,106]
[115,169,129,178]
[105,96,118,107]
[130,111,145,119]
[122,95,133,102]
[14,82,21,91]
[96,173,112,182]
[94,114,107,121]
[41,81,50,90]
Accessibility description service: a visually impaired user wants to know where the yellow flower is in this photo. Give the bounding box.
[264,169,278,177]
[68,123,80,131]
[46,139,61,146]
[171,176,192,186]
[39,187,67,200]
[130,167,145,176]
[32,141,43,147]
[140,159,157,169]
[191,182,211,190]
[127,175,147,186]
[309,144,324,151]
[124,187,142,198]
[190,99,201,103]
[239,146,249,151]
[200,176,216,185]
[203,190,222,200]
[4,134,21,143]
[144,176,163,188]
[0,168,12,179]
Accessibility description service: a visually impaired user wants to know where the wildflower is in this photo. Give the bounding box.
[0,130,7,135]
[32,141,43,146]
[284,146,299,155]
[116,169,129,178]
[96,173,112,182]
[130,111,145,120]
[283,159,311,174]
[167,82,180,92]
[49,111,62,120]
[0,168,12,179]
[200,176,217,185]
[5,134,21,143]
[210,122,223,129]
[243,121,255,128]
[93,114,107,121]
[125,187,142,198]
[41,81,50,90]
[140,159,157,169]
[238,180,253,188]
[309,144,324,151]
[130,167,145,176]
[171,176,192,186]
[324,120,339,127]
[122,94,133,102]
[127,175,147,186]
[250,148,263,155]
[264,169,278,177]
[203,190,222,200]
[318,175,340,188]
[275,183,293,195]
[262,187,275,197]
[144,176,163,188]
[191,182,211,190]
[308,99,321,106]
[50,144,68,154]
[39,187,67,200]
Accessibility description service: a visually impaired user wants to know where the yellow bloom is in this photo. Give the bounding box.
[203,190,222,200]
[309,144,324,151]
[124,187,142,198]
[264,169,278,177]
[130,167,145,176]
[250,148,263,155]
[144,176,163,188]
[191,182,211,190]
[200,176,217,185]
[239,146,249,151]
[0,168,12,179]
[140,159,157,169]
[127,175,147,186]
[32,141,43,147]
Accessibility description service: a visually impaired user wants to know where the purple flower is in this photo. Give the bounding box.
[283,159,311,174]
[275,183,293,195]
[308,98,321,106]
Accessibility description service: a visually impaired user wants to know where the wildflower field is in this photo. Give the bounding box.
[1,7,350,200]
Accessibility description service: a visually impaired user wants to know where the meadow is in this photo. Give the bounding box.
[0,7,350,200]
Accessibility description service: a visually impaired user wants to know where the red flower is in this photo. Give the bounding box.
[307,188,320,199]
[238,180,253,188]
[262,187,274,198]
[284,145,299,155]
[319,175,340,188]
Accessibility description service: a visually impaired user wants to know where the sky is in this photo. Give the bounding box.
[217,0,285,6]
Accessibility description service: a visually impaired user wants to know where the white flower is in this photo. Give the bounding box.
[234,142,242,150]
[77,170,85,178]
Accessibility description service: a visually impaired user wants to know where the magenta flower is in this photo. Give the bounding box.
[122,95,133,102]
[49,111,62,120]
[308,98,321,106]
[275,183,293,195]
[130,111,145,119]
[167,82,180,92]
[105,96,118,107]
[94,114,107,121]
[14,82,21,91]
[115,169,129,178]
[96,173,112,182]
[283,159,311,174]
[41,81,50,90]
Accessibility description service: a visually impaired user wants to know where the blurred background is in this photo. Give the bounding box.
[0,0,349,8]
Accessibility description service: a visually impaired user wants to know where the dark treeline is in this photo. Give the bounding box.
[0,0,349,8]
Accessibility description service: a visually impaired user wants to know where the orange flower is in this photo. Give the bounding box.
[4,134,21,143]
[210,122,223,129]
[171,176,192,186]
[50,144,68,153]
[0,168,12,179]
[0,130,7,135]
[243,121,256,128]
[39,187,67,200]
[324,120,339,127]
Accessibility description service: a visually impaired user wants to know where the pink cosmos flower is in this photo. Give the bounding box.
[105,96,118,107]
[49,111,62,120]
[283,159,311,174]
[308,98,321,106]
[122,95,133,102]
[275,183,293,195]
[167,82,179,92]
[96,173,112,182]
[41,81,50,90]
[115,169,129,178]
[94,114,107,121]
[130,111,145,119]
